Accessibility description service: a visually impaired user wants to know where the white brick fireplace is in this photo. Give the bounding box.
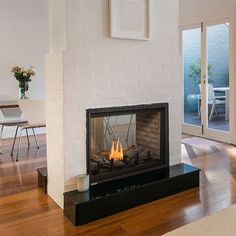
[46,0,181,208]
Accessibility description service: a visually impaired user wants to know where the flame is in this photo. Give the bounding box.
[109,140,123,161]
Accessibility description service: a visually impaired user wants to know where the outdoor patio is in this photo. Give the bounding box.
[184,112,229,132]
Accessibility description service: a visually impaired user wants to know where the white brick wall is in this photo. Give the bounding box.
[46,0,67,208]
[47,0,181,208]
[45,52,64,208]
[64,0,181,187]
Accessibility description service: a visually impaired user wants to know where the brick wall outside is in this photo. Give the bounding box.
[184,24,229,112]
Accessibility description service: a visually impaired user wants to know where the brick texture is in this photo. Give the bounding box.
[136,112,161,158]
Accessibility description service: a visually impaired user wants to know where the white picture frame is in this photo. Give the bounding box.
[109,0,151,40]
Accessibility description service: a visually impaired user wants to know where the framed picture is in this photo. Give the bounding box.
[109,0,151,40]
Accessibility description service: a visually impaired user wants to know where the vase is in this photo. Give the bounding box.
[19,81,29,99]
[187,94,200,113]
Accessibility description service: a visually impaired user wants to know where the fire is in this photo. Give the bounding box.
[109,140,123,161]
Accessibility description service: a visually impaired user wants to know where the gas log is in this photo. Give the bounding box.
[91,153,125,169]
[123,145,145,163]
[90,162,100,173]
[91,154,110,168]
[91,145,153,174]
[110,159,125,169]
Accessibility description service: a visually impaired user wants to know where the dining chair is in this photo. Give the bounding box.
[0,95,29,155]
[199,84,226,121]
[0,108,29,155]
[15,100,46,161]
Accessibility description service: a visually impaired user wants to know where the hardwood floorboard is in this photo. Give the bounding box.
[0,134,46,197]
[1,135,236,235]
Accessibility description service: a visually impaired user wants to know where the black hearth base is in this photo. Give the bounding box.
[64,163,200,226]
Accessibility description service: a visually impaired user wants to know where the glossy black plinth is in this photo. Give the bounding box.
[37,167,47,194]
[64,163,200,226]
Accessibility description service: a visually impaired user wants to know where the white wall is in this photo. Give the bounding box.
[180,0,236,17]
[0,0,48,99]
[47,0,181,207]
[0,0,48,138]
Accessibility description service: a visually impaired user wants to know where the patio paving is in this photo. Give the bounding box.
[184,112,229,132]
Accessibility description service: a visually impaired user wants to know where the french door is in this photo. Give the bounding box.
[181,16,234,143]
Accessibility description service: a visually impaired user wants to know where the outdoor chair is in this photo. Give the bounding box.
[198,84,226,121]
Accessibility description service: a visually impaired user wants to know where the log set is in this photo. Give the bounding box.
[91,145,155,174]
[123,146,144,164]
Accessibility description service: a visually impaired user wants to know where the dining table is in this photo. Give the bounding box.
[213,87,229,121]
[0,100,18,109]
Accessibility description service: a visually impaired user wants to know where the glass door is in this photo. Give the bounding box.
[182,26,203,136]
[182,20,233,143]
[203,21,231,142]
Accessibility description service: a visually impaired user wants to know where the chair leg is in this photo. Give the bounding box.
[198,107,201,119]
[198,99,201,118]
[209,103,216,121]
[16,128,23,162]
[0,125,4,155]
[11,126,19,156]
[26,128,30,148]
[215,106,218,117]
[32,128,39,149]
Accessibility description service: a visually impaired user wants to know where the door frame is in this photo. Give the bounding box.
[180,7,235,144]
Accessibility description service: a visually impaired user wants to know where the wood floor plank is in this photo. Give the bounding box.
[0,135,46,197]
[1,136,236,235]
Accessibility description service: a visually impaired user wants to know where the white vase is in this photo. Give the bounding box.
[77,175,89,192]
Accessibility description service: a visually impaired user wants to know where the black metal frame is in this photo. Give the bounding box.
[86,103,169,185]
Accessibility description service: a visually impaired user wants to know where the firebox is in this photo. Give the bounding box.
[86,103,169,185]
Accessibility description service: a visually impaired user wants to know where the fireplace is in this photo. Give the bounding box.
[86,103,169,185]
[64,103,200,226]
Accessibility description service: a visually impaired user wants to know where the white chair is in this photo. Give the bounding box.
[15,100,46,161]
[199,84,226,121]
[0,108,28,155]
[0,95,28,155]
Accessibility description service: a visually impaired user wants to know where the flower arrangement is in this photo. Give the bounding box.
[11,66,35,99]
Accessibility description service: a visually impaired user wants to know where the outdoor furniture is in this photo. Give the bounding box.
[15,100,46,161]
[213,87,229,120]
[198,84,226,121]
[208,84,226,121]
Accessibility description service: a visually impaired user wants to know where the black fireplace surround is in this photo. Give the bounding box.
[86,103,169,185]
[63,103,200,226]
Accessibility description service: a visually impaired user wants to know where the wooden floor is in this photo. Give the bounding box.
[0,134,47,197]
[1,135,236,235]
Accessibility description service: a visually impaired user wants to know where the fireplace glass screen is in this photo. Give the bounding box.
[88,105,168,184]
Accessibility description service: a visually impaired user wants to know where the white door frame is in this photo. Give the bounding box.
[180,7,235,144]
